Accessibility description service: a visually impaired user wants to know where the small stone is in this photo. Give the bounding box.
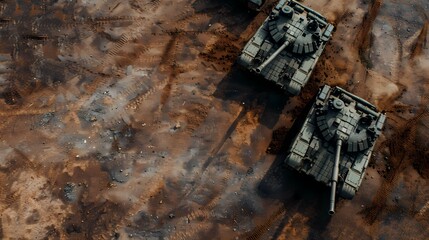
[394,196,400,203]
[169,213,175,219]
[361,205,364,208]
[159,200,163,204]
[173,122,181,130]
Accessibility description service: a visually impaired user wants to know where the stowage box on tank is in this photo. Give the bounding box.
[238,0,334,95]
[284,85,386,214]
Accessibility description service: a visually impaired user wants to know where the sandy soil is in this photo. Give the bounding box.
[0,0,428,239]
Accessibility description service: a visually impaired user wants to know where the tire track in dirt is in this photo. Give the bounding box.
[241,204,286,240]
[125,78,169,110]
[103,77,168,128]
[363,109,429,224]
[354,0,383,68]
[202,107,247,171]
[410,20,428,60]
[165,103,265,238]
[178,106,247,201]
[159,33,180,107]
[168,200,218,240]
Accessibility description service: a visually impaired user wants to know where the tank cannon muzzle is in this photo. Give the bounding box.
[255,40,290,73]
[329,139,342,215]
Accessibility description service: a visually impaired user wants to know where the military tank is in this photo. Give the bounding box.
[284,85,386,214]
[242,0,266,11]
[238,0,334,95]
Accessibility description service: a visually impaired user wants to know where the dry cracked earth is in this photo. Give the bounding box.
[0,0,428,239]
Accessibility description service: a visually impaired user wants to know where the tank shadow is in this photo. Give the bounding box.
[213,65,289,129]
[191,0,258,34]
[257,152,332,239]
[257,102,332,239]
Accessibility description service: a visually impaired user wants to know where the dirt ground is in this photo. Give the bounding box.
[0,0,428,239]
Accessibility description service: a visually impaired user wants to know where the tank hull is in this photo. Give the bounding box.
[238,0,334,95]
[284,85,386,200]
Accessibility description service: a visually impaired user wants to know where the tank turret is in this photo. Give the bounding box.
[238,0,334,95]
[284,85,386,214]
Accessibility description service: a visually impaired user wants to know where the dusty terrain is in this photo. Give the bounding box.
[0,0,428,239]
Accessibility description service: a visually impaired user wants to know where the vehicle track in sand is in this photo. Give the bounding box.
[242,204,287,240]
[363,108,429,224]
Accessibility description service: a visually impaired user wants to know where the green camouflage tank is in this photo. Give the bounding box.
[238,0,334,95]
[284,85,386,214]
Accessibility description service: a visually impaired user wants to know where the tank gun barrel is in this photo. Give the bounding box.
[255,40,290,73]
[329,139,342,215]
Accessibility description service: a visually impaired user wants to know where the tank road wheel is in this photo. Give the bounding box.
[339,183,356,199]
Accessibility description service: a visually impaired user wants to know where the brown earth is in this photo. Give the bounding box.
[0,0,428,239]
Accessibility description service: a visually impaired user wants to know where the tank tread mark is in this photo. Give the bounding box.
[0,108,55,117]
[148,0,162,10]
[389,110,428,159]
[364,110,429,224]
[179,63,203,75]
[130,45,151,64]
[222,173,230,185]
[136,56,162,66]
[180,109,247,201]
[168,200,218,240]
[188,208,213,222]
[201,108,247,172]
[242,205,286,240]
[174,13,207,30]
[3,191,20,206]
[33,16,146,32]
[101,80,152,127]
[160,28,225,37]
[100,76,164,127]
[116,180,165,229]
[416,199,429,219]
[172,9,194,23]
[129,0,163,13]
[107,34,130,57]
[97,32,145,66]
[80,76,111,96]
[169,224,206,240]
[126,77,168,111]
[34,22,78,32]
[64,60,112,78]
[115,76,151,103]
[90,16,145,26]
